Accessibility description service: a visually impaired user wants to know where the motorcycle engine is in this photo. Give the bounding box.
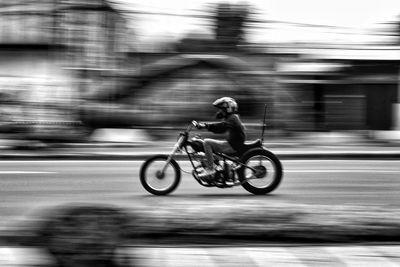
[223,161,235,181]
[215,160,235,182]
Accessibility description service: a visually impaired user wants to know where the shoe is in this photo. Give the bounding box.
[198,169,216,181]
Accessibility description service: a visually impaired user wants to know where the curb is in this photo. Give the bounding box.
[0,152,400,160]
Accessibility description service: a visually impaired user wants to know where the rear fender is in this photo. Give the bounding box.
[240,148,270,162]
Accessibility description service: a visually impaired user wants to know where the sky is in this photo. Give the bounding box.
[114,0,400,47]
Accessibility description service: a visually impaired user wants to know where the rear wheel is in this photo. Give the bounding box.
[238,149,283,195]
[140,155,181,195]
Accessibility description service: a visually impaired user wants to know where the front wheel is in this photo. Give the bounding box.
[140,155,181,195]
[238,149,283,195]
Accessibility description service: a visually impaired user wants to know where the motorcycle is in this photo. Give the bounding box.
[140,106,283,195]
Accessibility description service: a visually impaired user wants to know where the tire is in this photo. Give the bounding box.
[140,155,181,195]
[238,149,283,195]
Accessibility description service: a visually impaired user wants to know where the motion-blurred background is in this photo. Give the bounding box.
[1,0,400,143]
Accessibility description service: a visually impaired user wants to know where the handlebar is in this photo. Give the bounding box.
[184,120,204,133]
[184,120,197,132]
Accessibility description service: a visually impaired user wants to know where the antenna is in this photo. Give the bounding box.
[260,104,267,143]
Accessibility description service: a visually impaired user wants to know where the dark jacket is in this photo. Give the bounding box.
[206,114,246,152]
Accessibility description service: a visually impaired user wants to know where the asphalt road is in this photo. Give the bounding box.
[0,159,399,229]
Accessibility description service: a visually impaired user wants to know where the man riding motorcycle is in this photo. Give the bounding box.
[194,97,246,181]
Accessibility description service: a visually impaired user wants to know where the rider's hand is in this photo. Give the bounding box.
[198,123,207,129]
[193,121,207,129]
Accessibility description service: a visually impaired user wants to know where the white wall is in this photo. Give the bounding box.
[0,49,79,125]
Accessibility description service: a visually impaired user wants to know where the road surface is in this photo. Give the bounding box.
[0,159,399,227]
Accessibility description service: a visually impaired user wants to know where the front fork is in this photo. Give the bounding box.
[160,136,184,174]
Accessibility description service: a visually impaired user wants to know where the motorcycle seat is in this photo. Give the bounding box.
[191,139,263,156]
[224,139,263,157]
[242,139,263,151]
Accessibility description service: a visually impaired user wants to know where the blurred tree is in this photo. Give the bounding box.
[176,2,251,53]
[214,2,250,50]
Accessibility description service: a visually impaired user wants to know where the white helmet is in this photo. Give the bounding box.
[212,97,238,114]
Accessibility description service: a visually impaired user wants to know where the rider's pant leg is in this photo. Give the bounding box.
[203,139,236,170]
[203,139,215,170]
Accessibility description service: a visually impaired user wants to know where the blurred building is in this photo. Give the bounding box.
[0,0,130,140]
[262,43,400,135]
[57,0,130,94]
[82,41,400,137]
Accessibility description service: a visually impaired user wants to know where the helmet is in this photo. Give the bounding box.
[212,97,238,114]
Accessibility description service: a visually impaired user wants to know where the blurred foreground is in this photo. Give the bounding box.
[1,201,400,266]
[2,243,400,266]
